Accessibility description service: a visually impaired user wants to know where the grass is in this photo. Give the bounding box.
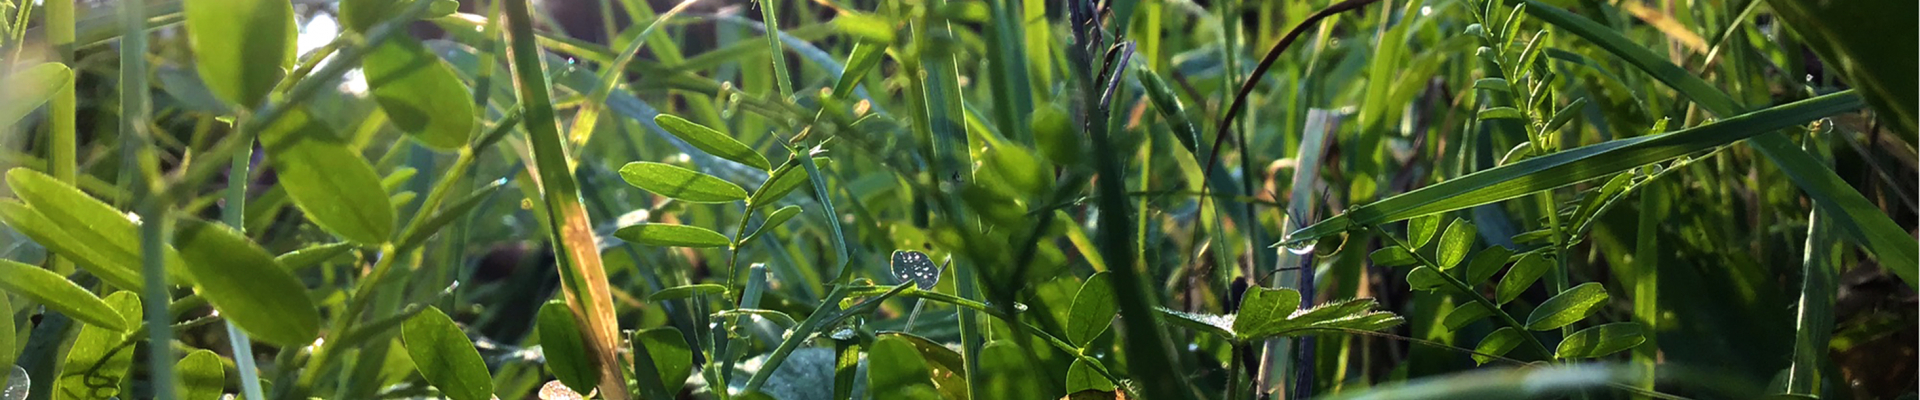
[0,0,1913,399]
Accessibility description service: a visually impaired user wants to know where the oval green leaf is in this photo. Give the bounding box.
[176,349,226,400]
[647,284,728,302]
[6,168,191,287]
[1408,214,1442,248]
[1407,266,1446,291]
[1525,282,1610,331]
[742,205,802,244]
[619,162,748,203]
[1436,219,1477,270]
[1232,286,1303,340]
[403,306,493,400]
[653,114,772,171]
[0,259,127,331]
[634,327,693,391]
[873,332,968,399]
[1065,359,1115,393]
[1066,272,1118,346]
[1472,327,1525,365]
[1556,322,1646,359]
[56,291,140,399]
[1369,246,1417,267]
[1442,302,1493,332]
[747,157,831,208]
[363,38,475,150]
[1496,253,1551,305]
[174,219,321,346]
[0,63,73,127]
[536,301,597,394]
[258,108,396,245]
[614,223,731,248]
[868,336,937,395]
[1464,245,1514,286]
[0,199,140,291]
[184,0,292,107]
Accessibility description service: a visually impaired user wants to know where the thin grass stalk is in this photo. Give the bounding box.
[219,130,269,400]
[562,0,696,147]
[1070,5,1191,398]
[120,0,175,396]
[755,0,794,99]
[46,0,75,274]
[500,0,629,397]
[910,5,992,398]
[1629,179,1662,399]
[1785,128,1837,395]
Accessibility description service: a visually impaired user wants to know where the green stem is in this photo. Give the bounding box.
[121,0,173,396]
[1630,179,1662,398]
[219,119,269,400]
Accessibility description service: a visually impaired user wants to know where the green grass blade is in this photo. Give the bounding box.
[499,0,629,397]
[1286,91,1863,242]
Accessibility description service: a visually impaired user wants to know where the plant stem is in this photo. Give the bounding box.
[219,119,269,400]
[1630,178,1662,399]
[121,0,173,395]
[46,0,74,278]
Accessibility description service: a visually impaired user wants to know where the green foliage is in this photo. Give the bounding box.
[402,306,493,400]
[537,301,597,394]
[0,0,1909,398]
[173,219,321,346]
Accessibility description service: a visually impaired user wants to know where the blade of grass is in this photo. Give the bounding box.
[1630,180,1662,397]
[500,0,630,398]
[563,0,697,147]
[1285,91,1863,242]
[1784,132,1837,395]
